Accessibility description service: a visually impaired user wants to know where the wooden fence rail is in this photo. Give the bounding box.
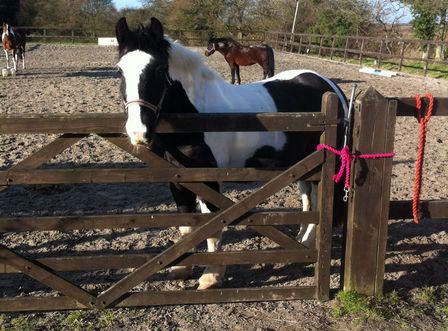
[266,32,448,77]
[14,27,448,76]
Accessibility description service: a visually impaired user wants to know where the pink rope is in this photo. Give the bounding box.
[317,144,395,189]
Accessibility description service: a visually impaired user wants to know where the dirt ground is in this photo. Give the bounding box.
[0,44,447,331]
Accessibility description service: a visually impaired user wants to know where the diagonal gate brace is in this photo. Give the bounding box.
[94,150,324,309]
[0,245,96,308]
[105,135,308,249]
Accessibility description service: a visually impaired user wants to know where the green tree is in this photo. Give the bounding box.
[0,0,21,24]
[400,0,447,59]
[80,0,119,34]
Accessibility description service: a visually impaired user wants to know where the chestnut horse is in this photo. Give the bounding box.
[2,23,26,71]
[205,37,274,84]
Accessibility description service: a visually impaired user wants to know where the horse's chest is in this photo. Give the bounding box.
[204,132,287,167]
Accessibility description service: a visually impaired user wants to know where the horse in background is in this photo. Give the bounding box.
[2,23,26,71]
[205,37,274,84]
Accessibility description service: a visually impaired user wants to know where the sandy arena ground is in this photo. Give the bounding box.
[0,44,447,330]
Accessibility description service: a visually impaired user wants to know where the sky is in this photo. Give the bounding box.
[112,0,413,24]
[113,0,143,10]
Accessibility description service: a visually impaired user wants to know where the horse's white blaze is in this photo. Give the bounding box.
[117,50,153,145]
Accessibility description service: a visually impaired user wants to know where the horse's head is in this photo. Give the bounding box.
[204,38,229,56]
[115,17,171,146]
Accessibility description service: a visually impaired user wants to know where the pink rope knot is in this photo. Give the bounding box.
[317,144,395,191]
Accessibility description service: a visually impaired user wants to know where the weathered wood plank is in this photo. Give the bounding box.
[0,167,320,185]
[0,245,95,308]
[0,210,320,232]
[0,113,331,134]
[394,97,448,117]
[0,249,317,273]
[389,200,448,220]
[95,151,324,308]
[374,100,397,295]
[0,287,316,312]
[104,136,235,210]
[11,134,87,170]
[315,93,338,301]
[249,226,307,250]
[344,88,396,296]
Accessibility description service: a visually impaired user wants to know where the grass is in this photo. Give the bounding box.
[333,290,401,324]
[333,286,448,330]
[0,314,38,331]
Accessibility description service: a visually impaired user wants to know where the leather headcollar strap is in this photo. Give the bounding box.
[124,86,168,118]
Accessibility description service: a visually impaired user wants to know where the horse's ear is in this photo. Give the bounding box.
[115,17,130,45]
[147,17,164,42]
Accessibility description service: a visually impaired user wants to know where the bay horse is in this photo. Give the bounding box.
[2,23,26,71]
[115,17,348,290]
[204,37,275,84]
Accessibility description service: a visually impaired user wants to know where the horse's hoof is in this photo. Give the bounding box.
[197,266,225,290]
[197,275,222,290]
[168,266,193,280]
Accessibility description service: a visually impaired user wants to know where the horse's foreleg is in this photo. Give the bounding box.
[168,183,197,280]
[230,64,236,84]
[263,68,268,80]
[21,49,25,69]
[197,197,226,290]
[235,65,241,85]
[296,181,318,248]
[12,50,17,71]
[4,49,9,68]
[169,225,195,279]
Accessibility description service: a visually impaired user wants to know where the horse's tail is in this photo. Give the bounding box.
[266,45,275,77]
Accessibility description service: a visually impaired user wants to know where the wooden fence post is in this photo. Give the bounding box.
[378,39,384,67]
[343,37,349,62]
[423,43,430,76]
[359,38,365,65]
[330,37,336,59]
[398,41,405,71]
[318,36,324,57]
[343,88,397,296]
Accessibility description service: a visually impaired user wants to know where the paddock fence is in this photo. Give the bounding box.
[0,93,339,312]
[266,32,448,76]
[15,26,447,76]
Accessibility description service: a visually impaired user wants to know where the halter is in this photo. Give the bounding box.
[124,86,168,118]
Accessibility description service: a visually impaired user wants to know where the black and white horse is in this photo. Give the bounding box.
[115,17,348,290]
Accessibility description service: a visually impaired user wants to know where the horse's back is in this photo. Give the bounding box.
[261,70,347,116]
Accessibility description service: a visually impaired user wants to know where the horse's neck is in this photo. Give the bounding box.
[168,42,229,112]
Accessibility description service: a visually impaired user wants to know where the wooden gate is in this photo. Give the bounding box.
[0,93,340,312]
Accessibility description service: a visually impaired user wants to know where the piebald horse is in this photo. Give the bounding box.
[115,17,348,290]
[2,23,26,71]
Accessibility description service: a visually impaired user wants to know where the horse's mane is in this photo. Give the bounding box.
[168,39,222,82]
